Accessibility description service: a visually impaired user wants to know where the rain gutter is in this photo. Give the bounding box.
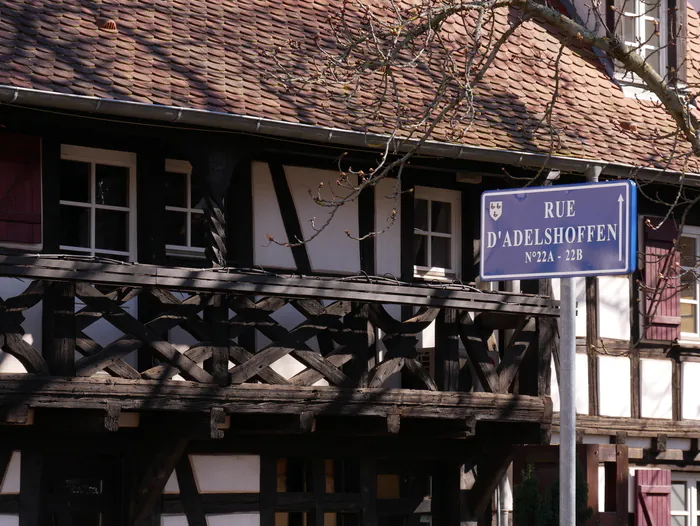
[0,85,696,183]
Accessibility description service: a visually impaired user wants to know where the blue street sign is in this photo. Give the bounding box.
[480,180,637,281]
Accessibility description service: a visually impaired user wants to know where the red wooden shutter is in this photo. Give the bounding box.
[642,217,680,341]
[635,469,671,526]
[0,131,41,244]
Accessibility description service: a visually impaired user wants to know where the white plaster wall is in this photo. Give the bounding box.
[0,452,20,494]
[190,455,260,493]
[598,356,631,417]
[668,438,692,450]
[682,362,700,420]
[207,514,259,526]
[0,278,42,373]
[162,516,189,526]
[163,471,180,494]
[640,358,672,419]
[598,465,606,512]
[285,166,360,274]
[375,177,401,277]
[551,278,586,338]
[598,276,630,340]
[0,516,18,526]
[251,163,362,274]
[251,162,295,270]
[550,353,589,414]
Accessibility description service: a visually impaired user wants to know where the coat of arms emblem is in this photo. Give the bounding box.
[489,201,502,221]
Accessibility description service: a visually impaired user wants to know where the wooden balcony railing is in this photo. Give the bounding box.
[0,255,558,431]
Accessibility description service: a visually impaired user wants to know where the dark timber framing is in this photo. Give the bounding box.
[268,162,312,274]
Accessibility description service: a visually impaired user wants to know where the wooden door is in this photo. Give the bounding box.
[635,469,671,526]
[42,453,122,526]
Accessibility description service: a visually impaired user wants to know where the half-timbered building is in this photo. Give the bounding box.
[0,0,700,525]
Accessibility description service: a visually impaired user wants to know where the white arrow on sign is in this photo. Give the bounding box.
[618,194,624,261]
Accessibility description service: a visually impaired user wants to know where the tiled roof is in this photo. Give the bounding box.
[0,0,698,171]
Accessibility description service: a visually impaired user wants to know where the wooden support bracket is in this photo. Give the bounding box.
[387,413,400,435]
[104,404,120,432]
[210,407,226,439]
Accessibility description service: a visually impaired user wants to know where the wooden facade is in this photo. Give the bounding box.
[0,105,566,525]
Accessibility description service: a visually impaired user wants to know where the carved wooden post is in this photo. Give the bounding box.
[43,281,76,376]
[195,149,239,385]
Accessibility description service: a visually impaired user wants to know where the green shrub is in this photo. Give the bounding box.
[513,464,593,526]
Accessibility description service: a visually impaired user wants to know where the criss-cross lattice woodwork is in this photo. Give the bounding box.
[0,257,558,396]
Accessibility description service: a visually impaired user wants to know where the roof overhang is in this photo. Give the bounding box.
[1,85,697,184]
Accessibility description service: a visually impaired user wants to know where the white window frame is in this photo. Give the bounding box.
[59,145,137,262]
[164,159,205,259]
[680,226,700,341]
[671,473,700,525]
[619,0,667,81]
[413,186,461,280]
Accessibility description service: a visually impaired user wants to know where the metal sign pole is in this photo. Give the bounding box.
[559,277,576,526]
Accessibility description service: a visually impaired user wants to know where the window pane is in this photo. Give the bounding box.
[680,237,696,266]
[191,214,207,248]
[191,178,203,209]
[415,234,428,267]
[95,164,129,207]
[95,209,128,251]
[165,211,187,246]
[164,172,186,208]
[681,302,697,333]
[645,20,660,47]
[671,482,686,510]
[431,201,451,234]
[681,271,696,299]
[415,199,428,231]
[60,160,91,203]
[672,517,687,526]
[431,236,451,269]
[60,205,90,247]
[622,14,637,42]
[642,0,661,18]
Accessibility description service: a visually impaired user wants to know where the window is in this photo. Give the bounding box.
[619,0,665,75]
[671,474,700,525]
[413,187,460,279]
[680,228,700,338]
[163,159,206,258]
[59,146,136,261]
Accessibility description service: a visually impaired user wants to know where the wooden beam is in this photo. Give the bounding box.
[538,280,555,397]
[465,446,514,519]
[498,318,536,393]
[129,433,190,524]
[205,295,230,386]
[18,449,41,526]
[358,184,376,275]
[360,458,378,526]
[459,313,500,393]
[76,283,213,383]
[176,454,206,526]
[42,282,76,376]
[0,255,561,315]
[586,276,600,416]
[227,159,254,268]
[260,455,277,526]
[268,162,312,274]
[436,308,460,392]
[0,375,551,423]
